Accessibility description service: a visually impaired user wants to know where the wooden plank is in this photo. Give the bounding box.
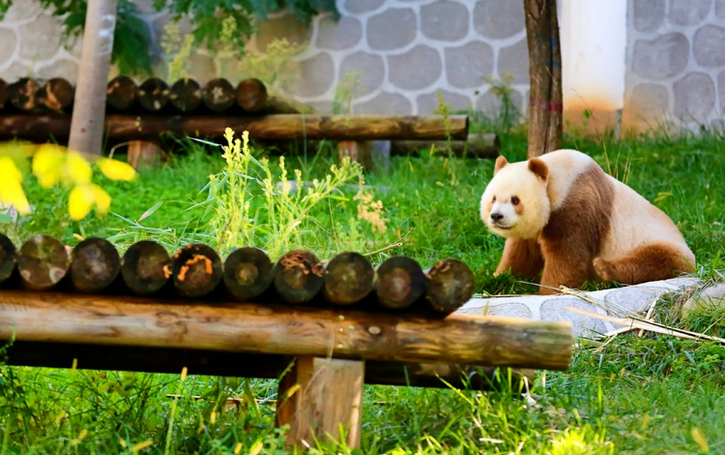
[0,114,469,141]
[0,290,573,370]
[276,356,364,449]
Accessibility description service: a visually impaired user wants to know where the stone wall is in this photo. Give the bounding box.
[0,0,531,117]
[624,0,725,131]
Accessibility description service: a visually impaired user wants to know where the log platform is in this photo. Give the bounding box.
[0,234,573,450]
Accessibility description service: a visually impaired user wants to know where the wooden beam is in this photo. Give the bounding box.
[389,133,500,158]
[0,290,573,370]
[68,0,118,155]
[276,356,364,449]
[524,0,563,158]
[0,340,536,390]
[0,114,469,142]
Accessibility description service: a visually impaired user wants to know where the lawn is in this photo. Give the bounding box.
[0,120,723,454]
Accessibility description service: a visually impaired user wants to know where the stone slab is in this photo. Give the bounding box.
[456,277,700,340]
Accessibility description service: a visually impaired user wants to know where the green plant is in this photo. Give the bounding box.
[235,38,307,91]
[332,72,362,115]
[0,0,338,79]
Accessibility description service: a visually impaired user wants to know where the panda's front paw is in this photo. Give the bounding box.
[593,257,615,282]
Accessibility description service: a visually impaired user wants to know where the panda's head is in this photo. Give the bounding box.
[480,155,551,239]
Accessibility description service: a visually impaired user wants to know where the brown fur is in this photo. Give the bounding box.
[593,242,696,285]
[528,158,548,181]
[494,155,508,174]
[536,163,615,294]
[495,237,544,279]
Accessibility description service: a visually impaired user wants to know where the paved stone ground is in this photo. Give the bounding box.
[455,277,701,339]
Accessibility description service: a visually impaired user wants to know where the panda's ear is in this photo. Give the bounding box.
[528,158,549,181]
[494,155,508,175]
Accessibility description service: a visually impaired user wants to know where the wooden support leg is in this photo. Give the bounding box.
[127,140,163,170]
[276,356,365,450]
[338,140,374,171]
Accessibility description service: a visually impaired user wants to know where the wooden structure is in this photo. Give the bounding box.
[0,233,573,450]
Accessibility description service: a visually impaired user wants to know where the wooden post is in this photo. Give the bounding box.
[524,0,563,158]
[68,0,118,155]
[276,356,364,450]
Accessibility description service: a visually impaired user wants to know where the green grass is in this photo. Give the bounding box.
[0,123,724,454]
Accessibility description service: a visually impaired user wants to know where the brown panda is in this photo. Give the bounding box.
[479,149,696,295]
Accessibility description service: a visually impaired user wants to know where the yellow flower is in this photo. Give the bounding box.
[66,151,93,184]
[96,157,137,181]
[91,184,111,215]
[32,143,66,188]
[68,184,95,220]
[0,156,30,215]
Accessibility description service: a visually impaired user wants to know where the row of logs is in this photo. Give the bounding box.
[0,76,313,116]
[0,234,477,317]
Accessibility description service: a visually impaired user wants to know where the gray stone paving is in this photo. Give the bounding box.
[455,277,701,339]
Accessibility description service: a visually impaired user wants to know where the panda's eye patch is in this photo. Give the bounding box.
[511,196,520,205]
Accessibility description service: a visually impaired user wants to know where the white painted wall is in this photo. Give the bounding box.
[559,0,628,112]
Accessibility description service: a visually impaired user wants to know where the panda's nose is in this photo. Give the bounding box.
[490,212,504,222]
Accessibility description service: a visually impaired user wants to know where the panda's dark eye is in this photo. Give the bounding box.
[511,196,520,205]
[492,195,496,203]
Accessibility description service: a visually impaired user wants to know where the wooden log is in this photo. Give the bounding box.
[69,237,121,293]
[16,234,71,291]
[322,252,375,306]
[0,233,17,285]
[0,340,536,391]
[202,78,236,112]
[374,256,426,310]
[222,247,274,302]
[390,133,500,158]
[169,77,202,113]
[137,77,170,112]
[524,0,563,157]
[7,78,42,112]
[37,77,75,112]
[171,243,223,298]
[0,290,574,370]
[423,259,476,315]
[235,77,314,114]
[0,78,8,110]
[235,77,267,112]
[276,356,364,449]
[106,75,137,111]
[0,114,470,141]
[120,240,171,296]
[273,250,324,304]
[68,0,118,155]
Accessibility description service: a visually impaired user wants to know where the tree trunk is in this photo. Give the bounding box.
[68,0,118,155]
[524,0,563,158]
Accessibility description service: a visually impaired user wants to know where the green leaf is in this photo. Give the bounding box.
[0,214,13,224]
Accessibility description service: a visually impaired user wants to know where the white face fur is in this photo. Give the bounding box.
[480,159,552,239]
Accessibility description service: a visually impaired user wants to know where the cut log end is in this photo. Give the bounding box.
[235,77,268,112]
[323,252,375,305]
[121,240,171,295]
[106,76,137,111]
[0,233,17,284]
[8,78,41,112]
[70,237,121,293]
[223,247,274,301]
[169,78,202,113]
[273,250,324,304]
[39,78,75,112]
[424,259,477,314]
[137,77,170,112]
[374,256,426,310]
[203,78,236,112]
[172,244,223,298]
[16,234,71,290]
